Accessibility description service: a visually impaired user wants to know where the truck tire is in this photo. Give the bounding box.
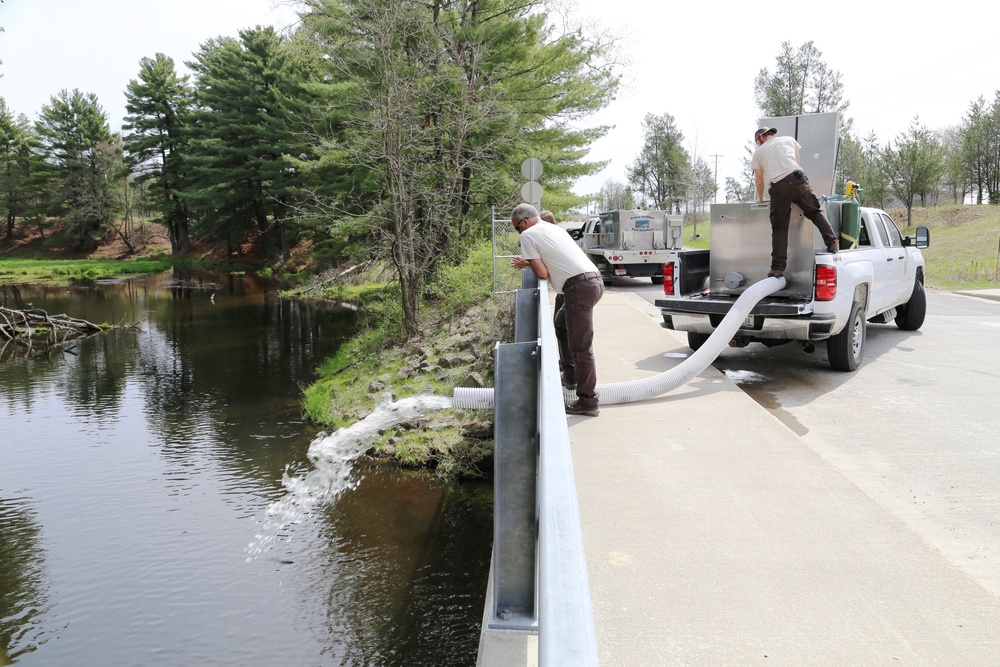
[687,332,711,352]
[894,280,926,331]
[827,301,865,372]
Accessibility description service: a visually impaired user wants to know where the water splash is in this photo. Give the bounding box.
[246,393,452,559]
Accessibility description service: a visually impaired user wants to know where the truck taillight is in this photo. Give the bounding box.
[663,263,674,294]
[815,265,837,301]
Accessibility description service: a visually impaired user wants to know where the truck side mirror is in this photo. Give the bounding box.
[905,226,930,249]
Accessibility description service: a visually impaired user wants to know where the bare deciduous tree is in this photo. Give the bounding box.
[597,179,633,211]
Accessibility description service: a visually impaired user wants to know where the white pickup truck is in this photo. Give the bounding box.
[654,111,930,371]
[655,201,929,371]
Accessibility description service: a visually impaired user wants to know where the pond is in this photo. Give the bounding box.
[0,270,492,667]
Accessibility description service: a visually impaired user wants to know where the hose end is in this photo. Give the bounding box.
[451,386,495,410]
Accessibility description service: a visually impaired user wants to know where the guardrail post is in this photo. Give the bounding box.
[521,267,539,291]
[514,285,539,344]
[479,279,599,666]
[489,286,540,632]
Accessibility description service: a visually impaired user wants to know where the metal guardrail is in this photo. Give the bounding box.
[480,270,599,666]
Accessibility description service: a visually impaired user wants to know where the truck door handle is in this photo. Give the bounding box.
[886,257,894,262]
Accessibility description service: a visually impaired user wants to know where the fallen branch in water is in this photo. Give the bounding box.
[0,306,139,358]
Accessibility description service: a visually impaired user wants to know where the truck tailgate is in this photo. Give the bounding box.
[655,295,814,316]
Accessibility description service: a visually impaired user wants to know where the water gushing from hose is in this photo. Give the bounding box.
[246,393,452,559]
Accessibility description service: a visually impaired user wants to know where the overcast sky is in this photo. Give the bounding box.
[0,0,299,124]
[2,0,997,211]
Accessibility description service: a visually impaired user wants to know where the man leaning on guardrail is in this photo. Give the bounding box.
[510,203,604,417]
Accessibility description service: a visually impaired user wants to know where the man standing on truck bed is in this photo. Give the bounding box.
[511,203,604,417]
[752,126,839,278]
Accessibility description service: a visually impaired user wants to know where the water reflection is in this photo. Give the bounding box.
[0,497,54,663]
[308,465,493,666]
[0,270,492,666]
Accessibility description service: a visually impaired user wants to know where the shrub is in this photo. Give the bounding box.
[427,242,496,314]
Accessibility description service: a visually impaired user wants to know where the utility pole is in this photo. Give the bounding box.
[692,153,724,242]
[709,154,723,204]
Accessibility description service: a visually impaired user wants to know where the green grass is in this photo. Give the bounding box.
[0,258,170,284]
[892,204,1000,290]
[681,215,711,250]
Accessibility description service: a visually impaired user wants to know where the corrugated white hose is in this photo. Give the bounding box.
[452,275,787,410]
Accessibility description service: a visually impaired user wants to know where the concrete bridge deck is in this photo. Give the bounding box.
[569,289,999,666]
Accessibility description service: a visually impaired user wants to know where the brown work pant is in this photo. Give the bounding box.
[554,277,604,408]
[768,171,838,272]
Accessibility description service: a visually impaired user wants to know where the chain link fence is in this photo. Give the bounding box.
[491,206,523,295]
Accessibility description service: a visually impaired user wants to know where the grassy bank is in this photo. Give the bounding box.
[295,243,513,479]
[896,204,1000,290]
[1,218,319,283]
[0,258,171,284]
[0,256,308,286]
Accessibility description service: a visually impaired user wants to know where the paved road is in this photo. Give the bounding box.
[572,287,1000,665]
[622,279,1000,596]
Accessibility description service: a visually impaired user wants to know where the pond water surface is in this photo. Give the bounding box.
[0,270,492,666]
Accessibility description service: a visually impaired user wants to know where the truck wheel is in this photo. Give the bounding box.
[603,278,613,286]
[827,301,865,371]
[894,280,926,331]
[651,275,664,285]
[687,332,711,352]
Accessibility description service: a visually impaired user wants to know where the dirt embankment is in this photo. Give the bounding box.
[1,221,172,261]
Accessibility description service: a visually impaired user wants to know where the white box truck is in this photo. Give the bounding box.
[575,209,684,285]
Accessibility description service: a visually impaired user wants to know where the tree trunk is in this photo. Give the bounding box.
[254,205,279,262]
[168,216,181,254]
[111,222,137,255]
[392,208,421,339]
[177,200,192,253]
[279,220,290,261]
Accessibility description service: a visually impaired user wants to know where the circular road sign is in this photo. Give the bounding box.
[521,180,543,203]
[520,157,543,182]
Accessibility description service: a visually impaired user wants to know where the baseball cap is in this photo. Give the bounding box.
[754,127,778,141]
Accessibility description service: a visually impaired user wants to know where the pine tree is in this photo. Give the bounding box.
[123,53,195,254]
[626,113,690,212]
[34,89,117,250]
[185,27,315,261]
[0,101,40,243]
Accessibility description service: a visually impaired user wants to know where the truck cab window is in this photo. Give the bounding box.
[879,213,904,248]
[858,222,871,247]
[870,214,891,247]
